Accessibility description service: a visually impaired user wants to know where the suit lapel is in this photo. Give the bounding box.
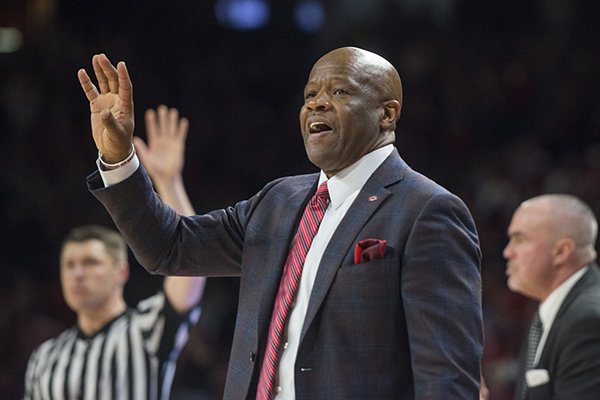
[538,263,600,366]
[300,150,406,341]
[257,177,320,331]
[546,264,600,327]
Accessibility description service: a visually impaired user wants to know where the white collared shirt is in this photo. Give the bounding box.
[535,265,589,365]
[99,144,395,399]
[274,144,393,399]
[97,154,139,186]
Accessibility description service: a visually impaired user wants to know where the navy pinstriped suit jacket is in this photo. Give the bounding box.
[88,149,483,399]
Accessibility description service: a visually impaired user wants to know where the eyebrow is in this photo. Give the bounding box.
[507,231,524,239]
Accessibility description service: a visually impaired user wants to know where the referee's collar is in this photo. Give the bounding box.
[77,308,129,340]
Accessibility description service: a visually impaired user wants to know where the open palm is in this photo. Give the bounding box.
[78,54,134,162]
[133,105,189,182]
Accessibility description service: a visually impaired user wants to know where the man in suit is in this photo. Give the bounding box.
[77,47,483,399]
[504,194,600,399]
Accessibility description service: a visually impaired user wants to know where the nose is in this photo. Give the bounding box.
[72,264,86,278]
[502,242,512,260]
[306,92,331,111]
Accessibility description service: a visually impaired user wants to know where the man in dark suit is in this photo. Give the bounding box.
[77,47,483,399]
[504,194,600,400]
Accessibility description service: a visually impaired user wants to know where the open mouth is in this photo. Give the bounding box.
[309,121,332,134]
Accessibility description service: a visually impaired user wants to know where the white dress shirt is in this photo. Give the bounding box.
[535,265,589,365]
[98,144,395,399]
[274,145,393,399]
[97,152,139,187]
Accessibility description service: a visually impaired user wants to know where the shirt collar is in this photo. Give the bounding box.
[539,265,589,330]
[318,144,394,210]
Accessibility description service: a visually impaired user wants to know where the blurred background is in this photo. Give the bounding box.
[1,0,599,399]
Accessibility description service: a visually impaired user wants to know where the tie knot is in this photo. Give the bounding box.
[315,181,330,201]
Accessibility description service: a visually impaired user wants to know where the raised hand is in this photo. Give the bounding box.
[78,54,134,163]
[134,105,195,216]
[133,105,189,185]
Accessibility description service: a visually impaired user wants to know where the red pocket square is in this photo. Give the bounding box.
[354,238,387,264]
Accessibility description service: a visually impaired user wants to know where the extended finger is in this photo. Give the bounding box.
[97,54,119,94]
[116,61,134,114]
[178,117,189,140]
[168,107,179,137]
[132,136,149,162]
[145,108,158,141]
[77,68,99,102]
[92,54,110,94]
[158,105,169,137]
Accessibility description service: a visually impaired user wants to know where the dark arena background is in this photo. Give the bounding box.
[1,1,599,399]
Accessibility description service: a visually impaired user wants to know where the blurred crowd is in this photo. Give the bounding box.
[1,1,599,399]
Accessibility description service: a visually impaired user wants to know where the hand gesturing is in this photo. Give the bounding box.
[77,53,134,163]
[134,105,189,184]
[133,105,194,215]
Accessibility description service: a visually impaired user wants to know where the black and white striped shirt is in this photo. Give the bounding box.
[23,291,200,400]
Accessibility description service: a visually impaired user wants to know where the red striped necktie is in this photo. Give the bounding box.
[256,181,330,400]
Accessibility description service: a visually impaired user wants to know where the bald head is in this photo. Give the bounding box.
[300,46,404,176]
[314,47,403,110]
[504,194,597,299]
[520,194,598,262]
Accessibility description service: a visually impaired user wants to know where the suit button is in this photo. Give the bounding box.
[249,352,256,362]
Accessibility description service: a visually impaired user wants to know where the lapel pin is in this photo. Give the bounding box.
[368,195,378,202]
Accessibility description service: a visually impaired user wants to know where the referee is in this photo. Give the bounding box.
[23,106,206,400]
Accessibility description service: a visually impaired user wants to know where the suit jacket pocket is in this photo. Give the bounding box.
[333,256,397,299]
[528,381,552,400]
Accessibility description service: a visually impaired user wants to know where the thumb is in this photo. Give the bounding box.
[100,109,120,133]
[132,136,148,163]
[100,109,131,160]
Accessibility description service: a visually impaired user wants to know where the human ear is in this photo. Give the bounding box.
[117,261,130,285]
[380,100,401,131]
[553,238,575,264]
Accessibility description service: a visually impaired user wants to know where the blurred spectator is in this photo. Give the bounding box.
[2,1,599,398]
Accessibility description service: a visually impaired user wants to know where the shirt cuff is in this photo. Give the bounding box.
[97,154,140,187]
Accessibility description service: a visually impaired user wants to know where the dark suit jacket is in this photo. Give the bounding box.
[88,149,483,399]
[516,263,600,400]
